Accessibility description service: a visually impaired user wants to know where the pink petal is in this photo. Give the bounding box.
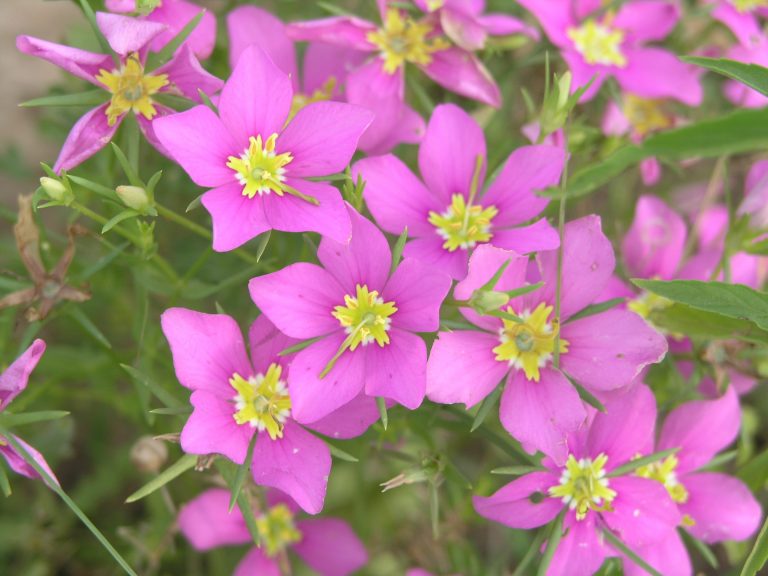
[613,1,680,44]
[500,368,587,465]
[383,259,451,332]
[303,394,379,440]
[361,102,426,155]
[95,12,166,56]
[0,339,45,410]
[364,329,427,409]
[712,4,763,48]
[248,315,299,374]
[294,518,368,576]
[680,472,762,543]
[658,386,740,474]
[514,0,573,47]
[249,263,346,340]
[354,154,438,237]
[160,308,251,393]
[181,390,253,464]
[153,105,238,187]
[440,8,488,51]
[623,530,692,576]
[147,0,217,60]
[105,0,135,12]
[15,35,113,85]
[178,489,251,550]
[491,219,560,254]
[548,514,608,576]
[317,207,391,294]
[303,42,367,95]
[615,47,703,106]
[201,183,271,252]
[561,309,667,392]
[136,105,175,160]
[218,45,293,147]
[251,422,331,514]
[479,14,539,39]
[418,103,487,205]
[287,333,366,424]
[426,330,508,408]
[227,6,296,81]
[285,17,378,51]
[234,548,281,576]
[562,50,606,102]
[421,48,501,106]
[0,435,59,487]
[473,471,562,529]
[153,43,223,101]
[53,104,120,173]
[262,178,351,243]
[482,144,565,227]
[278,101,373,178]
[402,236,469,280]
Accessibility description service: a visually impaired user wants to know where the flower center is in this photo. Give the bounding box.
[96,53,169,126]
[428,195,498,252]
[227,134,293,199]
[332,284,397,351]
[635,454,690,505]
[230,364,291,440]
[623,96,673,137]
[256,503,302,557]
[290,77,336,121]
[567,19,626,67]
[549,454,617,521]
[367,9,449,74]
[732,0,768,12]
[493,303,568,382]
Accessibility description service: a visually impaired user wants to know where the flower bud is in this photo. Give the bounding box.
[130,435,168,474]
[469,290,510,315]
[116,185,152,212]
[40,177,72,203]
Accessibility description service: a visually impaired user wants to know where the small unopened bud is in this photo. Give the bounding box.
[469,290,510,315]
[130,435,168,473]
[40,177,71,203]
[116,185,151,212]
[556,72,572,110]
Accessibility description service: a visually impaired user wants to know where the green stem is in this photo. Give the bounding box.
[552,124,571,368]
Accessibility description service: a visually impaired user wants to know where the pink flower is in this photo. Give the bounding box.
[354,104,564,280]
[413,0,539,51]
[16,12,223,173]
[249,206,452,424]
[154,45,373,252]
[739,159,768,228]
[179,488,367,576]
[708,0,768,48]
[474,384,681,576]
[624,387,762,576]
[227,5,423,155]
[518,0,702,104]
[426,217,667,463]
[286,1,502,110]
[160,310,379,514]
[0,340,58,486]
[105,0,216,59]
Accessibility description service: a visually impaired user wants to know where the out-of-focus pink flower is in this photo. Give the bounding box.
[179,488,368,575]
[16,12,223,172]
[154,45,373,252]
[739,159,768,227]
[707,0,768,48]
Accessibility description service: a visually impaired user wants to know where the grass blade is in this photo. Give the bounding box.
[0,461,11,496]
[0,410,70,427]
[471,381,503,432]
[608,448,679,477]
[377,397,388,431]
[741,515,768,576]
[602,529,663,576]
[20,90,108,108]
[125,453,196,503]
[229,433,258,513]
[537,511,565,576]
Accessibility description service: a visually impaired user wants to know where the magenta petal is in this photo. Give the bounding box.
[418,103,487,204]
[440,8,488,51]
[16,35,113,85]
[479,13,539,39]
[234,547,281,576]
[473,471,562,529]
[218,45,292,146]
[354,154,438,237]
[153,43,223,101]
[227,6,296,80]
[383,259,451,332]
[181,390,252,464]
[561,309,667,392]
[248,315,299,374]
[623,530,692,576]
[286,17,378,51]
[364,329,426,409]
[249,263,345,339]
[53,104,119,173]
[422,48,501,106]
[562,50,606,102]
[287,334,366,424]
[153,105,238,187]
[613,0,680,44]
[362,103,425,154]
[318,207,391,293]
[201,183,270,252]
[95,12,166,56]
[585,384,657,467]
[160,308,250,393]
[262,178,351,243]
[0,435,59,486]
[514,0,572,47]
[278,102,373,178]
[500,368,587,465]
[491,219,559,254]
[0,339,45,410]
[147,0,217,60]
[615,47,703,106]
[482,144,565,226]
[303,41,367,95]
[178,489,251,550]
[538,215,616,320]
[294,518,368,576]
[136,105,174,160]
[402,236,469,280]
[251,422,331,514]
[548,514,608,576]
[105,0,134,12]
[658,386,740,474]
[680,472,761,543]
[712,4,763,48]
[426,330,507,408]
[303,394,379,440]
[604,476,681,548]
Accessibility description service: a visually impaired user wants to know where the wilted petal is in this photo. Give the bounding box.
[53,104,120,173]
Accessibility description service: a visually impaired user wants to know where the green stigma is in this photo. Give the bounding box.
[549,454,617,521]
[230,364,291,440]
[227,134,293,199]
[332,285,398,351]
[256,504,302,557]
[428,194,498,252]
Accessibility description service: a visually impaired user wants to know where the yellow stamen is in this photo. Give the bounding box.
[623,96,673,137]
[635,454,690,504]
[289,77,336,121]
[567,18,627,67]
[226,134,294,199]
[367,9,450,74]
[256,504,302,557]
[549,454,617,521]
[332,285,397,351]
[428,195,498,252]
[96,53,168,126]
[230,364,291,440]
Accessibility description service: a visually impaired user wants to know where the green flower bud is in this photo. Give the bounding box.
[116,185,152,212]
[469,290,510,315]
[40,176,73,204]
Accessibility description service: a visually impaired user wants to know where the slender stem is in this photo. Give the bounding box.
[552,124,571,368]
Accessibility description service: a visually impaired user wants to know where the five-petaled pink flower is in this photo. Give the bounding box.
[161,310,379,514]
[17,12,223,173]
[427,217,668,462]
[354,103,564,280]
[154,45,373,251]
[249,206,452,424]
[179,488,367,576]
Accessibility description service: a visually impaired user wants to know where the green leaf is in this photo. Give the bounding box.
[68,307,112,349]
[537,511,565,576]
[681,529,719,570]
[633,279,768,332]
[120,364,182,409]
[68,174,120,201]
[317,1,353,15]
[125,453,197,503]
[149,406,192,416]
[150,10,204,66]
[0,410,70,427]
[279,336,324,356]
[0,460,11,497]
[566,374,607,413]
[649,303,768,344]
[739,448,768,491]
[197,88,218,114]
[602,530,663,576]
[101,210,140,234]
[216,460,261,546]
[608,448,679,477]
[185,193,204,213]
[327,442,360,463]
[20,90,109,108]
[255,230,271,262]
[377,397,389,431]
[512,528,548,576]
[566,298,625,323]
[111,143,144,188]
[429,480,440,540]
[471,382,503,432]
[684,56,768,97]
[490,465,545,476]
[78,0,118,64]
[229,433,258,513]
[390,228,409,276]
[742,515,768,576]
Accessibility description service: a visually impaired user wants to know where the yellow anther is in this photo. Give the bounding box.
[227,134,293,198]
[367,9,449,74]
[332,285,397,350]
[96,53,168,126]
[567,19,627,67]
[256,504,302,557]
[549,454,617,521]
[428,195,498,252]
[230,364,291,440]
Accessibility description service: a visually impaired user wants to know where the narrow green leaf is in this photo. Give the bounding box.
[608,448,679,477]
[185,193,203,212]
[68,174,119,200]
[279,336,324,356]
[566,298,625,323]
[485,309,524,323]
[78,243,129,279]
[602,530,663,576]
[568,376,607,413]
[739,448,768,491]
[197,88,218,114]
[480,259,511,292]
[216,460,261,546]
[125,453,197,503]
[742,515,768,576]
[490,465,545,475]
[512,528,547,576]
[78,0,118,64]
[229,433,259,512]
[390,227,408,276]
[149,406,192,416]
[68,307,112,349]
[327,442,360,463]
[0,461,11,497]
[471,382,503,432]
[307,173,349,182]
[317,1,353,16]
[146,170,163,196]
[255,230,271,262]
[20,90,109,108]
[101,210,140,234]
[681,529,719,570]
[120,364,182,409]
[649,303,768,344]
[429,481,440,540]
[377,397,389,431]
[502,281,545,299]
[684,56,768,97]
[537,511,565,576]
[151,10,204,66]
[110,143,144,188]
[0,410,70,427]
